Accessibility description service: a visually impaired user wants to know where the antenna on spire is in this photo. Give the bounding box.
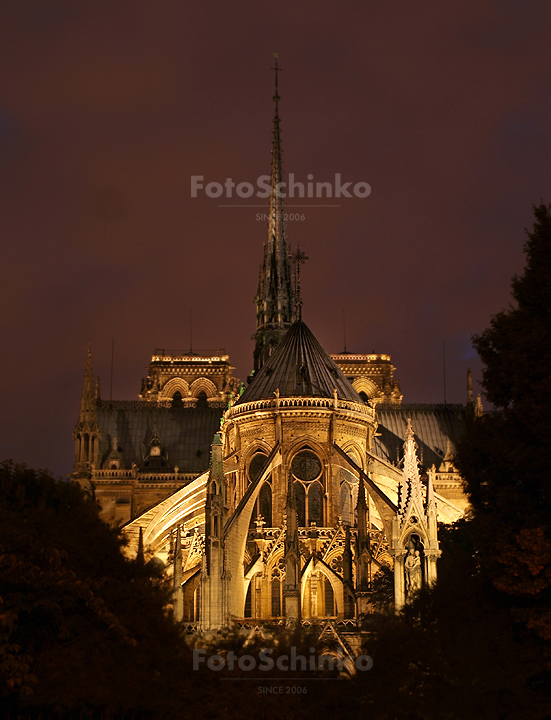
[291,245,308,320]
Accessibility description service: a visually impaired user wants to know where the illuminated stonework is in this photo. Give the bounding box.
[139,349,241,406]
[331,353,402,406]
[73,65,470,632]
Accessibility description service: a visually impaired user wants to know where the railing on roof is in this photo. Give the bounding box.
[97,399,228,410]
[152,348,227,357]
[228,396,375,417]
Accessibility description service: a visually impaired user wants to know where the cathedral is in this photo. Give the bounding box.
[72,64,473,630]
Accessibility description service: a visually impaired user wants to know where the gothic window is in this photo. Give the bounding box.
[271,561,284,618]
[293,481,306,527]
[271,578,281,617]
[244,573,262,618]
[291,449,322,482]
[248,452,268,484]
[308,481,323,526]
[340,481,353,525]
[359,391,369,404]
[259,482,272,526]
[324,576,335,616]
[248,451,272,528]
[291,449,324,527]
[194,584,201,622]
[196,390,208,408]
[244,583,252,618]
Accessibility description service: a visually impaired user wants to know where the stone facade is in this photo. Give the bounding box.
[331,353,402,405]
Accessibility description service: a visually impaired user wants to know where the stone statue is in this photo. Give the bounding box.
[405,548,422,593]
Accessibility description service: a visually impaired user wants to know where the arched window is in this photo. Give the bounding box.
[244,583,252,618]
[259,482,272,526]
[248,451,272,528]
[340,481,353,525]
[308,481,323,526]
[244,573,262,618]
[290,449,324,527]
[359,391,369,404]
[248,452,268,484]
[324,576,335,616]
[293,481,306,527]
[195,586,201,621]
[172,391,183,408]
[271,560,284,618]
[271,577,281,617]
[196,390,208,408]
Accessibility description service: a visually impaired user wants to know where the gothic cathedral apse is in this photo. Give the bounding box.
[72,62,471,634]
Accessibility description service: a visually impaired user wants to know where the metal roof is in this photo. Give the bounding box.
[373,404,467,468]
[237,320,362,404]
[96,402,223,473]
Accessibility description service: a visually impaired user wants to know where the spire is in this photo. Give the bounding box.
[253,55,296,372]
[79,345,97,424]
[72,345,101,479]
[475,393,484,418]
[398,418,423,515]
[291,245,308,321]
[467,367,473,404]
[391,418,441,609]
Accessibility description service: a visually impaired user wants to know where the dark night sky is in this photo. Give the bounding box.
[1,0,550,477]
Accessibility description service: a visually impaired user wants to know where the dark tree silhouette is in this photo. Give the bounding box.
[458,204,551,644]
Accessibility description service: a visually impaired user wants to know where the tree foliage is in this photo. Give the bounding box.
[0,461,203,717]
[458,203,551,644]
[354,521,550,720]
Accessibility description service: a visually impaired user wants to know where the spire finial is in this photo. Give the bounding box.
[79,344,96,420]
[291,245,308,320]
[272,52,280,105]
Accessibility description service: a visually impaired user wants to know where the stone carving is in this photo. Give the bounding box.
[405,548,422,593]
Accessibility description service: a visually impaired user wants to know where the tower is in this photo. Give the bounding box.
[73,346,101,486]
[253,56,295,372]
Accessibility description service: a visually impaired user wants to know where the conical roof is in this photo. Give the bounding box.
[237,320,363,404]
